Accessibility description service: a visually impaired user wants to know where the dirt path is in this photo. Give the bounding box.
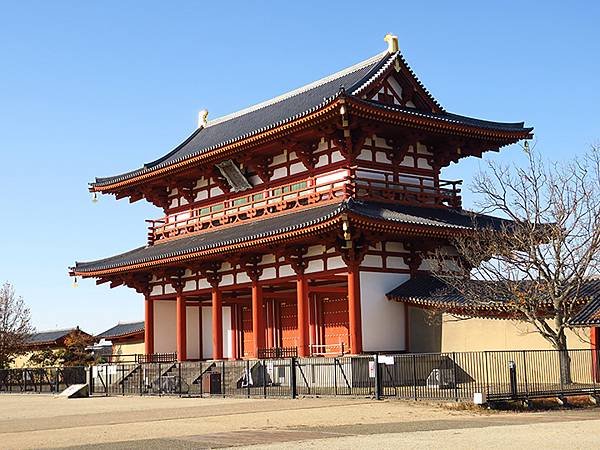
[0,394,598,449]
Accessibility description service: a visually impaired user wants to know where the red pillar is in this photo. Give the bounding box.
[296,275,310,357]
[176,290,187,361]
[144,295,154,355]
[212,287,223,360]
[347,264,363,354]
[266,300,274,349]
[252,281,264,358]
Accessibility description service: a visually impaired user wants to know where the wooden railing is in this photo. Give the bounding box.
[146,168,462,245]
[147,169,350,244]
[352,168,462,209]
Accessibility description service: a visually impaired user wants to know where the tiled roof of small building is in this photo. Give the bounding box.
[96,321,145,340]
[568,278,600,326]
[73,200,512,274]
[26,328,81,346]
[388,276,600,322]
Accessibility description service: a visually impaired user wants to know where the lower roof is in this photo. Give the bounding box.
[73,200,512,276]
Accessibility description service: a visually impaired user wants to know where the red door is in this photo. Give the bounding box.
[320,295,350,354]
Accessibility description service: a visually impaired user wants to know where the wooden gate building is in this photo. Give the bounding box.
[70,35,532,361]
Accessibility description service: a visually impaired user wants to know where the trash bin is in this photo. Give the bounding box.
[202,372,221,395]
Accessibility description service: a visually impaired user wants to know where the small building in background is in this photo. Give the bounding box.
[13,327,92,368]
[95,321,145,361]
[387,276,600,353]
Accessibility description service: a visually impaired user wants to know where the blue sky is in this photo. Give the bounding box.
[0,1,598,334]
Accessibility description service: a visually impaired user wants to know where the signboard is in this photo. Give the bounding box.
[368,361,376,378]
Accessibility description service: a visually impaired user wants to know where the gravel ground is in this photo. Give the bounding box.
[0,394,598,449]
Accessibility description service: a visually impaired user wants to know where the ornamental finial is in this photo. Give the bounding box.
[384,33,398,54]
[197,109,209,128]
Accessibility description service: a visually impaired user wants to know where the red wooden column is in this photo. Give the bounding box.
[211,286,223,360]
[347,263,363,354]
[296,275,310,357]
[144,294,154,355]
[175,285,187,361]
[266,300,274,349]
[251,281,264,358]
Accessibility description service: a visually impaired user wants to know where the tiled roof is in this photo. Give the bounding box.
[93,52,392,187]
[568,278,600,326]
[388,276,600,322]
[91,47,532,188]
[362,99,533,133]
[96,321,145,339]
[26,328,80,345]
[73,200,512,274]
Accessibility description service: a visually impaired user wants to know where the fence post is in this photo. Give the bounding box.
[290,357,297,399]
[178,363,182,397]
[484,351,490,400]
[246,360,251,398]
[452,352,459,402]
[334,358,338,396]
[374,353,381,400]
[522,350,529,399]
[412,354,418,401]
[159,363,162,397]
[105,365,109,396]
[139,364,143,396]
[56,368,60,393]
[121,365,125,396]
[222,360,226,398]
[263,361,267,399]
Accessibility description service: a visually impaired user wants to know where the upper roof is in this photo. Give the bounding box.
[25,328,84,346]
[91,42,532,190]
[96,321,145,340]
[73,199,512,276]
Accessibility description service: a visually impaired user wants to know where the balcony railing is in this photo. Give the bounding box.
[147,168,462,245]
[352,168,462,209]
[147,169,350,244]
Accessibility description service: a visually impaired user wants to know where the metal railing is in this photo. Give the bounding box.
[0,366,86,393]
[7,349,598,403]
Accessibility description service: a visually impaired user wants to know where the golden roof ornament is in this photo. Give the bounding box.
[197,109,209,128]
[384,33,399,54]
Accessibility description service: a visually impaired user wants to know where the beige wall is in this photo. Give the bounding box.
[11,348,62,368]
[111,341,145,359]
[440,315,590,352]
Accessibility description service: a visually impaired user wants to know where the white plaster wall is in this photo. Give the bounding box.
[360,271,409,352]
[154,300,176,353]
[201,306,232,359]
[186,306,200,360]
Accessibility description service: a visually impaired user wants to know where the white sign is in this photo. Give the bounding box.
[379,355,395,366]
[368,361,376,378]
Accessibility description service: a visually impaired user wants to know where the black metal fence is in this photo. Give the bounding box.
[4,349,600,402]
[0,366,86,393]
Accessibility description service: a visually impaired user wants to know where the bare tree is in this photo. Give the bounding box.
[432,144,600,383]
[0,282,34,369]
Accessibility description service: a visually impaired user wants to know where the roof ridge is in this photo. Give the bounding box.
[33,327,77,334]
[206,51,388,127]
[116,320,144,325]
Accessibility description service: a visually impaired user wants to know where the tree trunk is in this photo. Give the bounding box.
[555,335,572,386]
